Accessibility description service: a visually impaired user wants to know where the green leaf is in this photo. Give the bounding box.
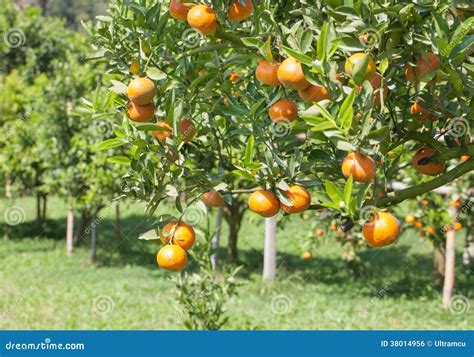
[241,37,265,49]
[366,125,390,142]
[263,37,273,62]
[450,35,474,59]
[324,180,344,204]
[338,89,355,133]
[300,30,313,53]
[343,175,353,204]
[310,121,337,132]
[317,22,328,62]
[276,189,293,206]
[96,138,127,151]
[312,102,337,126]
[136,124,167,132]
[146,67,167,81]
[352,54,370,85]
[232,170,254,181]
[446,66,463,95]
[244,135,255,165]
[109,80,127,95]
[108,156,131,165]
[448,17,474,55]
[281,46,313,66]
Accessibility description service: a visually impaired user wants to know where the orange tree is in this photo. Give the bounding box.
[0,3,123,247]
[90,0,473,272]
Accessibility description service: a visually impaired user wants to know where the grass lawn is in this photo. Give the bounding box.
[1,197,472,330]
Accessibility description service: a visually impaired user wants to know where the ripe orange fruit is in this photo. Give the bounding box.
[302,251,313,260]
[362,211,400,247]
[341,152,376,183]
[426,226,436,235]
[298,85,331,103]
[421,199,429,207]
[414,221,423,229]
[268,99,298,123]
[187,4,217,36]
[161,220,196,250]
[256,60,281,87]
[404,64,417,83]
[229,71,240,83]
[248,189,280,217]
[157,244,188,271]
[369,73,388,105]
[412,147,446,176]
[405,215,416,224]
[358,33,369,45]
[169,0,190,21]
[166,148,179,163]
[277,57,310,90]
[227,0,254,22]
[153,120,173,142]
[280,185,311,214]
[202,191,225,208]
[450,200,461,207]
[130,59,140,75]
[127,102,155,122]
[460,155,470,162]
[179,118,196,143]
[315,228,324,237]
[344,53,376,81]
[410,102,434,122]
[453,222,462,231]
[127,77,156,105]
[418,52,441,78]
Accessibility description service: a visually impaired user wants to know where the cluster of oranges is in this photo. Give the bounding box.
[405,198,463,238]
[126,75,197,161]
[127,77,156,123]
[247,185,311,218]
[156,220,196,271]
[169,0,254,35]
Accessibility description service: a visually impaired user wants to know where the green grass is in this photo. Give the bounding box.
[1,197,472,330]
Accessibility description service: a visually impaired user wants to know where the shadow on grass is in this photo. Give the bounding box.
[3,217,472,300]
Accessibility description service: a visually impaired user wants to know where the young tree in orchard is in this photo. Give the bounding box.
[0,3,123,256]
[90,0,473,273]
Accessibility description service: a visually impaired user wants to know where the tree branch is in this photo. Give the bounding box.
[368,158,474,208]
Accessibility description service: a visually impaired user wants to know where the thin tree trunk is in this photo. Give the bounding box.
[3,176,12,240]
[42,194,47,223]
[433,244,446,284]
[224,200,244,262]
[263,216,277,281]
[75,211,91,244]
[443,206,457,307]
[36,192,42,227]
[91,213,97,262]
[211,207,223,270]
[66,204,74,257]
[227,223,239,262]
[115,203,121,240]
